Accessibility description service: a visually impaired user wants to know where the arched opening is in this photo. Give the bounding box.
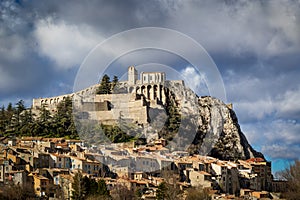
[154,85,158,99]
[141,85,146,97]
[147,85,151,100]
[135,86,140,94]
[129,86,135,93]
[159,85,163,100]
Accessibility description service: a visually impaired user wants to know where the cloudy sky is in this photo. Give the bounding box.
[1,0,300,173]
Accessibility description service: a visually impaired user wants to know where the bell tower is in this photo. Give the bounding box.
[128,66,138,85]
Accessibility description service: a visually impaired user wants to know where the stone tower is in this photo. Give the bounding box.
[128,66,138,85]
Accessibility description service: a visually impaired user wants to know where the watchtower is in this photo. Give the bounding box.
[128,66,138,85]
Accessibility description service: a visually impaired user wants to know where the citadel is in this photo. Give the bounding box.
[32,66,182,125]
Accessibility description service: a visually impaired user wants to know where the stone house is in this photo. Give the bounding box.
[184,169,212,188]
[30,174,50,197]
[49,153,71,169]
[135,155,160,172]
[70,156,102,176]
[246,158,272,191]
[5,170,28,186]
[211,162,240,195]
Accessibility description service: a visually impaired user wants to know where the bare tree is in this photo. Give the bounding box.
[185,187,210,200]
[277,160,300,200]
[110,183,135,200]
[0,182,35,200]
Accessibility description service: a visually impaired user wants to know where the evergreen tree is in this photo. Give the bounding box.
[53,97,76,137]
[72,172,87,200]
[0,106,6,134]
[10,100,26,133]
[111,75,119,92]
[89,178,99,196]
[156,181,180,200]
[97,74,111,94]
[97,179,109,196]
[16,100,26,114]
[6,102,14,117]
[156,182,167,200]
[19,109,34,136]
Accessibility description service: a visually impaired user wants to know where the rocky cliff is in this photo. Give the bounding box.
[160,81,264,161]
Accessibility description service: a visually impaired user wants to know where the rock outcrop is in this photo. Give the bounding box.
[162,81,264,161]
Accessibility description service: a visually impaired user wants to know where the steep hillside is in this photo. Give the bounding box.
[161,81,264,160]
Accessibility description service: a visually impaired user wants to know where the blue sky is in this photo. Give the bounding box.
[1,0,300,173]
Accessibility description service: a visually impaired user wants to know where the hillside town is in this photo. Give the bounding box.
[0,136,287,199]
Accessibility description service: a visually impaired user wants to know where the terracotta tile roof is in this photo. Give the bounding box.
[246,157,265,163]
[198,171,212,176]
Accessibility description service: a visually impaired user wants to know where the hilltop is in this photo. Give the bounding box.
[28,66,264,161]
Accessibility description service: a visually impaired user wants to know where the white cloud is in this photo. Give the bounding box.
[232,86,300,122]
[180,66,208,95]
[276,88,300,118]
[262,144,300,160]
[34,18,103,70]
[243,119,300,160]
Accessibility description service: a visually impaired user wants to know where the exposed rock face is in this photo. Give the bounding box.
[163,81,264,161]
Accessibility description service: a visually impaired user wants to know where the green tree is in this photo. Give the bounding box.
[111,75,119,92]
[16,100,26,114]
[82,176,99,198]
[156,182,168,200]
[0,105,6,134]
[53,97,77,138]
[97,74,111,94]
[156,181,181,200]
[6,102,14,118]
[19,109,34,136]
[159,92,181,141]
[72,172,87,200]
[97,179,109,196]
[4,102,15,135]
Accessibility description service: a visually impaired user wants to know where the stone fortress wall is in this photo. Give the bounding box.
[32,84,99,112]
[32,66,177,125]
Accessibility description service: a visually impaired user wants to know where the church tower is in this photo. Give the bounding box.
[128,66,138,85]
